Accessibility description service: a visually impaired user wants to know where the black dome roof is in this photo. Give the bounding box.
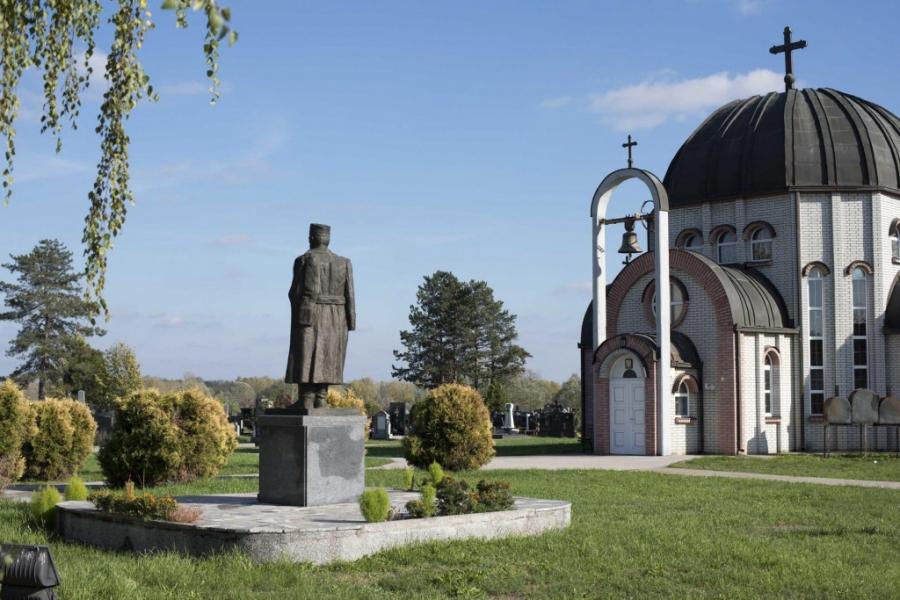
[663,88,900,207]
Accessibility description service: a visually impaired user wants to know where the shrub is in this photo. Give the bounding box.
[472,480,514,512]
[30,485,61,524]
[99,387,236,487]
[436,476,474,516]
[98,389,180,487]
[403,384,495,471]
[406,483,437,518]
[166,388,237,481]
[428,461,445,485]
[327,388,370,438]
[65,475,89,501]
[90,489,178,521]
[0,380,35,489]
[23,398,96,481]
[359,488,391,523]
[403,467,415,491]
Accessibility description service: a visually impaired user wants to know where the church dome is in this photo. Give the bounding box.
[663,88,900,207]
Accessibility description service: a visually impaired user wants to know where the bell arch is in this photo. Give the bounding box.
[590,167,671,455]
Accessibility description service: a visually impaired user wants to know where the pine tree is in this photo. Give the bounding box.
[392,271,530,389]
[0,240,104,398]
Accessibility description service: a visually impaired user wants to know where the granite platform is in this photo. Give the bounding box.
[54,490,571,564]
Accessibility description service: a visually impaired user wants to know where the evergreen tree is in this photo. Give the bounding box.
[99,342,142,409]
[393,271,529,389]
[60,336,107,401]
[484,378,510,413]
[0,240,104,398]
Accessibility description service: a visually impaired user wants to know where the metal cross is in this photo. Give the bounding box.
[769,26,807,92]
[622,134,637,169]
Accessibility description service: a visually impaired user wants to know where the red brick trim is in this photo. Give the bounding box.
[604,249,739,454]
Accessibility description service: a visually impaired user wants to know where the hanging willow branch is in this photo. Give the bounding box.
[0,0,236,315]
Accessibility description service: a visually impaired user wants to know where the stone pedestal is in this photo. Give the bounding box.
[257,410,365,507]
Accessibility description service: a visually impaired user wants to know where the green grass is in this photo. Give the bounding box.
[2,468,898,598]
[672,453,900,482]
[365,436,584,459]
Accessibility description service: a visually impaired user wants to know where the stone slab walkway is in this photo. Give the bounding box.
[654,467,900,490]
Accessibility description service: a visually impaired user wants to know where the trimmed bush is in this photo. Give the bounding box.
[0,380,35,490]
[436,476,474,516]
[65,475,89,501]
[30,485,61,524]
[359,488,391,523]
[99,387,236,487]
[406,483,436,518]
[403,467,414,491]
[166,388,237,481]
[90,489,178,521]
[472,480,514,512]
[403,384,495,471]
[23,398,96,481]
[428,461,445,485]
[98,389,180,487]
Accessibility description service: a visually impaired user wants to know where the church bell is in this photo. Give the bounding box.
[618,216,642,263]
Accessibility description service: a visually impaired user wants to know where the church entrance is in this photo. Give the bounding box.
[609,354,646,455]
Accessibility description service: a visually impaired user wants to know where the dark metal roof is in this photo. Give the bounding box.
[632,332,701,369]
[663,88,900,207]
[886,275,900,332]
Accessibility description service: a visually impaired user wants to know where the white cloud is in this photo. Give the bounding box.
[589,69,783,130]
[16,156,89,183]
[539,96,572,109]
[210,233,252,246]
[552,281,592,296]
[75,50,109,97]
[160,81,208,96]
[735,0,773,15]
[156,316,186,328]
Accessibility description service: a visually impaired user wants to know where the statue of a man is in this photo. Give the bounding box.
[285,223,356,410]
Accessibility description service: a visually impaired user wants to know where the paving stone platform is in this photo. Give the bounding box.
[54,490,571,564]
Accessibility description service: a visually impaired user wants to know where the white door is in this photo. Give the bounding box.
[610,378,646,454]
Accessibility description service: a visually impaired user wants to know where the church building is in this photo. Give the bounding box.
[580,35,900,455]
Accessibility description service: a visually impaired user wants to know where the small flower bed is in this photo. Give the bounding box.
[88,482,200,523]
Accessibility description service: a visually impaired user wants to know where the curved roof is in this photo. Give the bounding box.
[886,275,900,332]
[664,88,900,207]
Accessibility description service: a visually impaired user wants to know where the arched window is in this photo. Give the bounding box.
[674,380,691,417]
[716,230,737,264]
[676,229,703,250]
[852,267,868,390]
[763,354,777,416]
[750,227,773,261]
[808,268,825,415]
[890,220,899,261]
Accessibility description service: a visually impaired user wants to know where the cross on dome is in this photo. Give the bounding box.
[769,26,807,92]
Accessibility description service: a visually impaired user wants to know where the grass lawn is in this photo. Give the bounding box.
[2,468,898,598]
[672,453,900,482]
[365,435,584,459]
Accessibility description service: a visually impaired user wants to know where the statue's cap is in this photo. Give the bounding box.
[309,223,331,236]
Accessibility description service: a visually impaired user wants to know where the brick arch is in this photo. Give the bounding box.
[592,334,658,455]
[604,249,739,454]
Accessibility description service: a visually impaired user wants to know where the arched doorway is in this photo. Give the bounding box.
[608,353,646,454]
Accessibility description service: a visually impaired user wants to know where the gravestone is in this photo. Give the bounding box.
[257,223,364,507]
[372,410,392,440]
[503,403,516,433]
[388,402,410,435]
[539,403,576,437]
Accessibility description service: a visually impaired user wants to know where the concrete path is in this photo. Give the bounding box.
[655,467,900,490]
[376,455,694,471]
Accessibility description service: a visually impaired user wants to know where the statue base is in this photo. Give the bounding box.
[256,413,366,507]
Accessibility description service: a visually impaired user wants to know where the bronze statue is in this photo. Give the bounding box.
[285,223,356,410]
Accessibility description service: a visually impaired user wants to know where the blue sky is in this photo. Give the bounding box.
[2,0,898,382]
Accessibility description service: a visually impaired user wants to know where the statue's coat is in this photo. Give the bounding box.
[285,247,356,384]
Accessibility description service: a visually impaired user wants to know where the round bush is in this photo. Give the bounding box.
[98,389,181,487]
[23,398,96,481]
[402,384,495,471]
[359,487,390,523]
[327,388,370,438]
[0,380,35,489]
[167,388,238,481]
[99,387,237,487]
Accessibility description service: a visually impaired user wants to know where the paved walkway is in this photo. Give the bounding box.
[655,467,900,490]
[377,455,694,471]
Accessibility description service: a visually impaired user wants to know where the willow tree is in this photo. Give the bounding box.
[0,1,236,313]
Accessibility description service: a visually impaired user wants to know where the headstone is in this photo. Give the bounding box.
[503,403,515,433]
[824,396,851,424]
[879,396,900,424]
[539,403,576,437]
[77,390,86,404]
[372,410,392,440]
[850,389,879,424]
[388,402,410,435]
